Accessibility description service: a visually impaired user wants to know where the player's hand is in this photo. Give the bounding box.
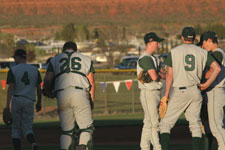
[36,103,42,112]
[199,83,209,91]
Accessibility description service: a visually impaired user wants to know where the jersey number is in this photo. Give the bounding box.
[21,72,30,85]
[184,54,195,71]
[60,57,81,72]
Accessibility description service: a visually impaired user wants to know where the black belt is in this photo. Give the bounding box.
[179,87,186,90]
[75,86,83,90]
[14,95,21,97]
[56,86,84,93]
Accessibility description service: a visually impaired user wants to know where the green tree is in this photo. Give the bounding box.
[61,23,76,41]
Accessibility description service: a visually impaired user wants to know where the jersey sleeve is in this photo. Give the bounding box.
[212,51,223,64]
[6,69,15,84]
[37,70,42,84]
[89,61,95,73]
[165,52,172,67]
[46,62,54,72]
[139,56,155,71]
[206,53,216,67]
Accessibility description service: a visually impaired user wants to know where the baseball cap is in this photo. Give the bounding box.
[144,32,164,44]
[181,27,196,39]
[196,34,203,47]
[13,49,26,58]
[201,31,218,41]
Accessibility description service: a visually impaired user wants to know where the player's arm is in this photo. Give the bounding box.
[43,62,55,92]
[158,69,166,79]
[164,52,173,98]
[139,56,160,81]
[205,51,223,79]
[199,53,221,90]
[36,71,42,112]
[5,69,15,110]
[164,66,173,98]
[87,61,95,101]
[6,83,14,109]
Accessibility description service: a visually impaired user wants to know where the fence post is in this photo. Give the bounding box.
[103,74,108,114]
[132,79,135,113]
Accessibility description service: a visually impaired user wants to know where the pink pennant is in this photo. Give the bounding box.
[125,80,133,91]
[41,82,44,88]
[1,80,6,90]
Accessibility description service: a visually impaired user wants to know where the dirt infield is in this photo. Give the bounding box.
[0,125,192,147]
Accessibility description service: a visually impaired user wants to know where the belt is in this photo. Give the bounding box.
[75,86,83,90]
[14,95,21,97]
[179,87,186,90]
[56,86,84,93]
[178,85,200,90]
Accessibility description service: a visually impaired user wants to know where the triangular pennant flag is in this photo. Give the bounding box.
[100,82,107,93]
[41,82,44,89]
[125,80,133,91]
[1,80,6,90]
[113,81,121,93]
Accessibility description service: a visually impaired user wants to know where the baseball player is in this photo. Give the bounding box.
[201,31,225,150]
[137,32,165,150]
[4,49,42,150]
[197,34,214,150]
[43,41,95,150]
[160,27,221,150]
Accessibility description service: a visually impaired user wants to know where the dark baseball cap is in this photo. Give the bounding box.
[196,34,203,47]
[144,32,164,44]
[13,49,26,58]
[181,27,196,39]
[202,31,218,41]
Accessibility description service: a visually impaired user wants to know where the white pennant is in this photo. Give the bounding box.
[113,81,121,93]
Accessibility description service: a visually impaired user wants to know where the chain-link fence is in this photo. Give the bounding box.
[0,69,144,120]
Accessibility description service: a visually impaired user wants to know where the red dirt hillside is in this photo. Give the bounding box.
[0,0,224,21]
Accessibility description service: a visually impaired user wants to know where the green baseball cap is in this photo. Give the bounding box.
[202,31,218,41]
[144,32,164,44]
[181,27,196,39]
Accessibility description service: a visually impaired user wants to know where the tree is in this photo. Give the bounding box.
[61,23,76,41]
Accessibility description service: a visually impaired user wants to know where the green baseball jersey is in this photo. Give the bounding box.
[7,63,42,100]
[165,44,214,87]
[210,48,225,87]
[47,50,95,91]
[137,51,162,90]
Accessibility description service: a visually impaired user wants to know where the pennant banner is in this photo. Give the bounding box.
[1,80,6,90]
[125,80,133,91]
[113,81,121,93]
[100,82,107,93]
[41,82,44,88]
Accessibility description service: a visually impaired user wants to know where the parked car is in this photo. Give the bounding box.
[114,56,139,69]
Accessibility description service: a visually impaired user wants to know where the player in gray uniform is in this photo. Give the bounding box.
[160,27,221,150]
[43,41,95,150]
[5,49,42,150]
[137,32,165,150]
[201,31,225,150]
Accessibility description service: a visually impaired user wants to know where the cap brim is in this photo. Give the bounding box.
[157,38,164,42]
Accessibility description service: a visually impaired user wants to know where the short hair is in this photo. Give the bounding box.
[183,37,195,42]
[63,41,77,52]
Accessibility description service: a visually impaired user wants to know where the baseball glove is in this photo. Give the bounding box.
[137,70,152,84]
[3,108,12,126]
[159,96,170,119]
[42,88,56,98]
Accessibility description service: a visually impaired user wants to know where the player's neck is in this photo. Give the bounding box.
[211,44,218,51]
